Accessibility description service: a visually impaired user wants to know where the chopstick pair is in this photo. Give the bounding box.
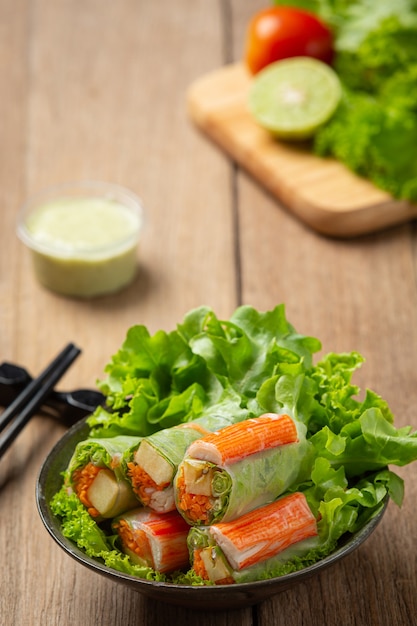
[0,343,81,458]
[0,362,105,425]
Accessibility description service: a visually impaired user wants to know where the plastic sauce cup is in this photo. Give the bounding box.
[17,182,145,298]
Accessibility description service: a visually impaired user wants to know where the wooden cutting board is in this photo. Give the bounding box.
[187,63,417,237]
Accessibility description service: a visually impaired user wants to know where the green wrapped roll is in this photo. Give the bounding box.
[67,436,141,520]
[122,407,248,514]
[174,413,314,525]
[113,507,191,573]
[187,492,319,584]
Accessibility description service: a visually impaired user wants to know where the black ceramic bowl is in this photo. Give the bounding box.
[36,418,388,611]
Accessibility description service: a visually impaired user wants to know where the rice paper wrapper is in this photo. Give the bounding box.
[122,410,249,475]
[67,436,143,483]
[187,520,320,584]
[175,419,314,525]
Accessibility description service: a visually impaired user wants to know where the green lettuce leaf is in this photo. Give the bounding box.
[179,304,321,401]
[88,304,320,436]
[88,320,224,436]
[310,408,417,479]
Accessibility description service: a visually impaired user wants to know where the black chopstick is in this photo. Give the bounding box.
[0,343,81,458]
[0,362,105,425]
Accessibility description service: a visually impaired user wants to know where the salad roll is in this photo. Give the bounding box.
[113,508,190,573]
[122,412,247,514]
[188,492,319,584]
[175,413,313,525]
[67,436,141,520]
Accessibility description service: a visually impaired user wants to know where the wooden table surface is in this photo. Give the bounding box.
[1,2,416,625]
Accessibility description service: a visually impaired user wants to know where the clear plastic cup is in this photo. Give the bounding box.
[17,181,145,298]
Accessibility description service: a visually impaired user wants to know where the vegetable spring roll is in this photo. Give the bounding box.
[188,492,319,584]
[175,413,313,525]
[122,411,247,514]
[113,508,190,573]
[67,436,141,519]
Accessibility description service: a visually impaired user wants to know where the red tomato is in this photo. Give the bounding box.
[244,6,334,74]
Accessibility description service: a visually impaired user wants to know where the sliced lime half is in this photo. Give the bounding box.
[248,56,342,140]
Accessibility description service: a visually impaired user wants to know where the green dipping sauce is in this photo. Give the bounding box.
[18,186,144,298]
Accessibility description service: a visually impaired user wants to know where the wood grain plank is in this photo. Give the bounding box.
[18,0,239,379]
[0,1,244,625]
[0,4,31,623]
[0,0,29,361]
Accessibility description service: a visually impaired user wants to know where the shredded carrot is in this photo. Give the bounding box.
[127,462,170,505]
[212,492,318,570]
[72,462,102,518]
[192,549,209,579]
[189,413,298,465]
[175,467,213,524]
[114,519,154,567]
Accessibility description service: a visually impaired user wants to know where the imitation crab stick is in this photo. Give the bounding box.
[113,508,191,573]
[122,411,247,514]
[187,413,298,465]
[67,436,141,520]
[174,413,313,525]
[188,492,319,584]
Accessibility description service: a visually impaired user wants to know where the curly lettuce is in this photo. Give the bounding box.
[87,304,320,437]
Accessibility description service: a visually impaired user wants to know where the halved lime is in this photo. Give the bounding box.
[248,56,342,140]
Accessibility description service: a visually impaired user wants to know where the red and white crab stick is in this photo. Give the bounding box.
[175,413,312,525]
[113,508,191,574]
[188,492,319,584]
